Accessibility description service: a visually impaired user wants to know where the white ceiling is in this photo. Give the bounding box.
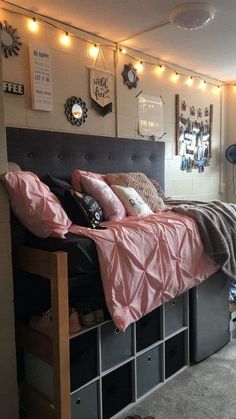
[6,0,236,82]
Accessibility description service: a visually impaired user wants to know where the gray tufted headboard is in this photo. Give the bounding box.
[6,128,165,189]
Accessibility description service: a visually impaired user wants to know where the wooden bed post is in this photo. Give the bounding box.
[15,247,71,419]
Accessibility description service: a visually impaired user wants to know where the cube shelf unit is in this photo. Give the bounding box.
[16,247,189,419]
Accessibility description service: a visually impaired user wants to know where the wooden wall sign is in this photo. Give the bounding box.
[3,81,24,95]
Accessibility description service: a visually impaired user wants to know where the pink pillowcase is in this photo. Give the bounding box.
[1,171,72,238]
[71,169,103,192]
[80,175,126,221]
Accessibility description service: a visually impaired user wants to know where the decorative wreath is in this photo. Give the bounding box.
[64,96,88,126]
[122,63,139,89]
[0,20,22,58]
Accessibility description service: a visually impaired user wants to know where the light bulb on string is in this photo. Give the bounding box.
[171,72,180,82]
[233,84,236,92]
[212,85,221,95]
[60,32,71,47]
[155,64,165,76]
[119,47,127,54]
[186,76,193,87]
[88,44,100,59]
[135,61,144,74]
[28,17,39,32]
[199,80,207,90]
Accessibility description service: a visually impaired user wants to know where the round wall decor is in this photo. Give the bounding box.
[122,63,139,89]
[64,96,88,126]
[0,20,22,58]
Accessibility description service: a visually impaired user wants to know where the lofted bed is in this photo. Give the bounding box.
[5,127,230,419]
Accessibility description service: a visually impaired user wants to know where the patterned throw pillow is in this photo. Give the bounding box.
[80,175,126,221]
[71,169,103,192]
[148,177,166,200]
[104,172,165,212]
[111,185,153,217]
[62,189,103,228]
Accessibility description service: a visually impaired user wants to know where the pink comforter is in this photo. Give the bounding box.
[69,211,217,331]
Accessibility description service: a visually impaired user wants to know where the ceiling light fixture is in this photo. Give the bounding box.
[170,2,216,30]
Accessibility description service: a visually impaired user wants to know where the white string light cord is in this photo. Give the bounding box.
[1,0,236,92]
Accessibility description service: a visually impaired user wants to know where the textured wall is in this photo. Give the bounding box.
[0,55,19,418]
[2,11,225,201]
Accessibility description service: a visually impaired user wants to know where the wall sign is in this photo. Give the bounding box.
[3,81,24,95]
[29,45,53,111]
[138,94,164,139]
[90,69,112,116]
[175,94,213,173]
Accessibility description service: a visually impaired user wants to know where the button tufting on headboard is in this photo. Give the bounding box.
[6,128,165,189]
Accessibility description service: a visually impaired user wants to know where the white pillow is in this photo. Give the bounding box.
[111,185,153,217]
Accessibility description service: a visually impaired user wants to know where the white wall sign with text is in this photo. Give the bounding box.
[29,45,53,111]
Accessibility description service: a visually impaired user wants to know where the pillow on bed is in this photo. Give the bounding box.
[104,172,165,212]
[80,175,126,221]
[1,171,72,238]
[148,177,166,200]
[71,169,103,192]
[62,189,103,228]
[111,185,153,217]
[41,174,72,202]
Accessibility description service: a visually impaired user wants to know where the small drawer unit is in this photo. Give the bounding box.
[101,322,133,371]
[71,381,99,419]
[102,362,133,419]
[165,330,187,379]
[136,306,162,352]
[70,329,98,391]
[164,294,186,337]
[136,345,162,398]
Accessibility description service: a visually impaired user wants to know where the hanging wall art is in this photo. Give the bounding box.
[122,63,139,89]
[175,94,213,173]
[29,45,53,111]
[64,96,88,126]
[90,68,113,116]
[137,94,165,140]
[0,20,22,58]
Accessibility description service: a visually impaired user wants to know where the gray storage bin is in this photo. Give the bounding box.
[101,322,132,371]
[165,294,185,336]
[71,381,99,419]
[136,345,162,397]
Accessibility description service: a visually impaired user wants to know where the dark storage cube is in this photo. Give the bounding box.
[165,294,185,337]
[101,322,132,371]
[71,381,99,419]
[190,271,230,362]
[136,307,162,352]
[102,362,132,419]
[165,331,186,379]
[136,345,162,397]
[70,329,97,391]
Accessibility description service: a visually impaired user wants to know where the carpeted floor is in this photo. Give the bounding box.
[116,338,236,419]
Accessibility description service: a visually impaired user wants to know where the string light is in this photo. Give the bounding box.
[155,64,165,76]
[60,31,71,47]
[135,61,144,74]
[212,85,221,95]
[88,44,99,59]
[1,3,230,92]
[28,17,39,32]
[171,72,180,82]
[199,80,207,90]
[186,76,194,87]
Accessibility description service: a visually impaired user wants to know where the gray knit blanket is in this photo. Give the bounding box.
[165,200,236,283]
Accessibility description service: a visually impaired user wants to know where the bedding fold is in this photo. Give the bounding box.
[69,211,217,331]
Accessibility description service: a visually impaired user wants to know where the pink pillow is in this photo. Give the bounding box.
[80,175,126,221]
[71,169,103,192]
[1,171,72,238]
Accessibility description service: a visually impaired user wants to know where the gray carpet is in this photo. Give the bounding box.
[117,339,236,419]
